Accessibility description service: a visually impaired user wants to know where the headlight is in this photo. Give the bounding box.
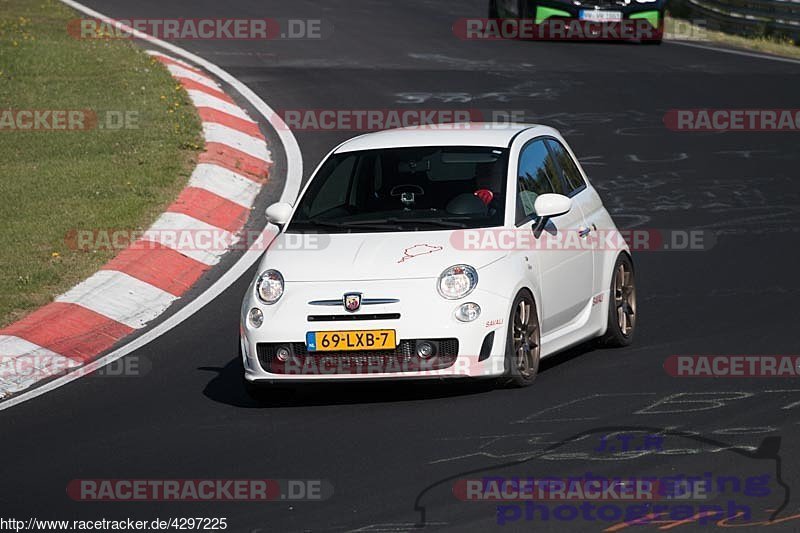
[255,269,284,304]
[437,265,478,300]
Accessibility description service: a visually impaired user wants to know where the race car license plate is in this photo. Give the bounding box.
[579,10,623,21]
[306,330,397,352]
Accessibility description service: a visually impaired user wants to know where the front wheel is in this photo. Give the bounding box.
[503,290,541,387]
[599,253,637,347]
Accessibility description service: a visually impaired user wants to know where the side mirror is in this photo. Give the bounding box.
[265,202,293,227]
[532,194,572,236]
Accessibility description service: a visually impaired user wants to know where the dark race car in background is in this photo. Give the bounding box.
[488,0,665,43]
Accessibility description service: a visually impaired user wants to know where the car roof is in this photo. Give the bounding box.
[334,123,556,152]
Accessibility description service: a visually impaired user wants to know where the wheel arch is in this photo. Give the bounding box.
[596,249,634,337]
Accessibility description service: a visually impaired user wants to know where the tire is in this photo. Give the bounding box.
[503,290,541,388]
[599,253,637,347]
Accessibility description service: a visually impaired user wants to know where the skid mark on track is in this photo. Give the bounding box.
[427,391,793,465]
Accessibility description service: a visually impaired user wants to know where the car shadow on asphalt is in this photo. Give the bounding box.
[199,341,598,408]
[199,357,496,408]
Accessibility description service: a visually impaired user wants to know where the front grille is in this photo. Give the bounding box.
[307,313,401,322]
[257,339,459,375]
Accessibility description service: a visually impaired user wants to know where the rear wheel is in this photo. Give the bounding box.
[599,254,637,347]
[504,290,541,387]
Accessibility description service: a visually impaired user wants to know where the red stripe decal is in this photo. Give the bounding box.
[1,303,133,363]
[101,242,210,297]
[198,143,271,183]
[197,107,264,139]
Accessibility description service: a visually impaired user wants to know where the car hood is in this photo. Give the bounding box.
[259,230,507,282]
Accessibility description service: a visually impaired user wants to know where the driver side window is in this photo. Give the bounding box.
[516,140,561,225]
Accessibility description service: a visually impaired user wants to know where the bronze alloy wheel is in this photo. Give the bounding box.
[505,291,541,387]
[614,260,637,336]
[600,254,637,347]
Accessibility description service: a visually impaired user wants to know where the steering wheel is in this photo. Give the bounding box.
[390,184,425,197]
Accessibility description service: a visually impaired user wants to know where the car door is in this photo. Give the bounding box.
[515,138,593,334]
[545,138,602,297]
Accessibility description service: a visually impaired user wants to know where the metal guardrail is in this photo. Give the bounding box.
[672,0,800,43]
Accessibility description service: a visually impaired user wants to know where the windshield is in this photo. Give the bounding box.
[287,146,508,233]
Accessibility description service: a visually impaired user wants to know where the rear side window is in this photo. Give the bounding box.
[516,140,563,223]
[546,139,586,195]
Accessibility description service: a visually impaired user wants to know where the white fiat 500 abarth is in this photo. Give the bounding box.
[240,124,636,393]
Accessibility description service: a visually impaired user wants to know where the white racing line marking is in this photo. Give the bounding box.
[189,163,262,208]
[142,212,237,266]
[0,0,303,412]
[165,63,222,89]
[202,122,273,162]
[186,90,254,121]
[57,270,179,329]
[667,40,800,66]
[0,336,80,389]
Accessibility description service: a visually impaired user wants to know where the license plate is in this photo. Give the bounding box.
[306,330,397,352]
[579,10,622,21]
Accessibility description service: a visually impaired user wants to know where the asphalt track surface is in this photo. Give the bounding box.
[2,1,800,532]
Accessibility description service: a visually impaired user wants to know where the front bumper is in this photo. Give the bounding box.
[241,278,512,382]
[525,1,665,41]
[534,4,662,22]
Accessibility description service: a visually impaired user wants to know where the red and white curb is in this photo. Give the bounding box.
[0,51,273,400]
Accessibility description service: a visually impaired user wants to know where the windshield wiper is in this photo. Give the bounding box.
[345,217,468,229]
[292,216,468,231]
[292,218,402,231]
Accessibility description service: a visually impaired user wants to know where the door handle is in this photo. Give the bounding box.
[579,227,592,238]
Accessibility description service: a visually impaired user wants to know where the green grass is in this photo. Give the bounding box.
[0,0,202,327]
[666,15,800,60]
